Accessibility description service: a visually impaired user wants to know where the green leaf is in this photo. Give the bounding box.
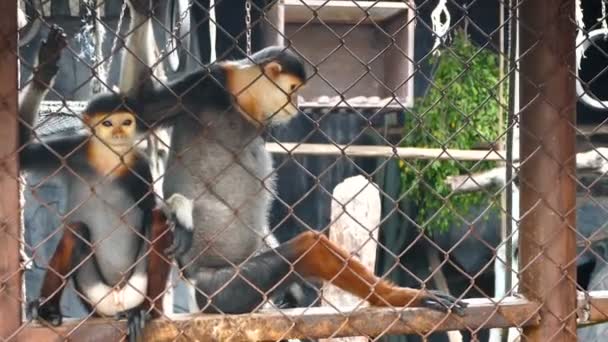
[400,29,506,233]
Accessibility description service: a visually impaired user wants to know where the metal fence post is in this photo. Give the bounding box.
[519,0,578,341]
[0,1,22,340]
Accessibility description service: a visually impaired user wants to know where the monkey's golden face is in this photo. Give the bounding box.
[86,112,136,153]
[228,60,306,126]
[257,73,303,124]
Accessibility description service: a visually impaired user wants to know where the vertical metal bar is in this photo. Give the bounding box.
[519,0,577,341]
[505,0,518,299]
[0,1,22,340]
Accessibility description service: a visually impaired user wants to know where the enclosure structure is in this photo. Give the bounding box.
[2,0,608,341]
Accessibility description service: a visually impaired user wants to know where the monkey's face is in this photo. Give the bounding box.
[86,112,137,154]
[252,62,304,124]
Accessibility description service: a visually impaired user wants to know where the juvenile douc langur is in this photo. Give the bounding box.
[18,17,171,342]
[125,8,469,315]
[21,96,171,342]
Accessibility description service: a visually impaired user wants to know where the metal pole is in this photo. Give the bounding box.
[519,0,578,341]
[0,1,22,339]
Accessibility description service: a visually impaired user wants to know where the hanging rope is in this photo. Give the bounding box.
[430,0,451,55]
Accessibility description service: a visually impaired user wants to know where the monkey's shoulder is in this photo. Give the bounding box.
[169,66,231,107]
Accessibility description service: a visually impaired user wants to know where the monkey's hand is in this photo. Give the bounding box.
[116,308,150,342]
[419,290,468,316]
[33,24,68,88]
[27,298,63,326]
[163,193,194,257]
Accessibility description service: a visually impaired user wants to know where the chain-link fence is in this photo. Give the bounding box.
[1,0,607,341]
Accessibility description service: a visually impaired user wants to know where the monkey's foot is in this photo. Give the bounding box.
[116,308,150,342]
[419,290,468,316]
[164,213,193,258]
[27,298,63,326]
[34,24,68,86]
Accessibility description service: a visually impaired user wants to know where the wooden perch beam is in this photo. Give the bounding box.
[19,292,608,341]
[267,143,506,161]
[446,166,509,193]
[18,297,538,341]
[578,291,608,326]
[446,148,608,193]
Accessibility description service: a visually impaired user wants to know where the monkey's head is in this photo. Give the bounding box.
[83,93,140,154]
[228,46,307,125]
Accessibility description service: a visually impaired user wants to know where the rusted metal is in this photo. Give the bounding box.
[0,1,22,340]
[518,0,578,341]
[118,298,541,341]
[17,297,540,341]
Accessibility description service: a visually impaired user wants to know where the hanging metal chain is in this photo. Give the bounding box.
[101,0,191,87]
[245,0,252,56]
[159,1,192,63]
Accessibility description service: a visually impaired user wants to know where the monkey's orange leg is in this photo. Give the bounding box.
[289,231,467,313]
[143,208,173,318]
[30,221,90,326]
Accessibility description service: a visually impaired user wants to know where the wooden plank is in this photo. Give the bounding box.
[321,175,381,342]
[380,0,415,105]
[282,0,409,24]
[0,1,23,340]
[17,297,540,341]
[445,147,608,193]
[578,291,608,325]
[266,142,506,161]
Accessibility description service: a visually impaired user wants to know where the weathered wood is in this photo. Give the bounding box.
[446,166,511,193]
[321,175,381,342]
[578,291,608,325]
[282,0,408,24]
[267,143,506,161]
[0,1,22,339]
[17,297,540,341]
[381,0,415,106]
[446,147,608,193]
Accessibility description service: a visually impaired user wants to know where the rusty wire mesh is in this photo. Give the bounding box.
[0,0,605,341]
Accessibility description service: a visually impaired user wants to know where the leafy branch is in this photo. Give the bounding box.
[400,30,506,232]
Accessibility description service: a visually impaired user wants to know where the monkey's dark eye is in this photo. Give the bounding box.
[102,120,112,127]
[290,84,297,91]
[123,119,133,126]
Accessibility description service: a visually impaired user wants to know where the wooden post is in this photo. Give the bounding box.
[321,175,381,342]
[519,0,578,341]
[0,1,22,339]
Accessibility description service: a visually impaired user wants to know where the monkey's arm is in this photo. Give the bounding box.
[142,209,173,318]
[18,25,67,144]
[19,135,87,172]
[119,0,165,97]
[133,70,216,129]
[28,221,91,326]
